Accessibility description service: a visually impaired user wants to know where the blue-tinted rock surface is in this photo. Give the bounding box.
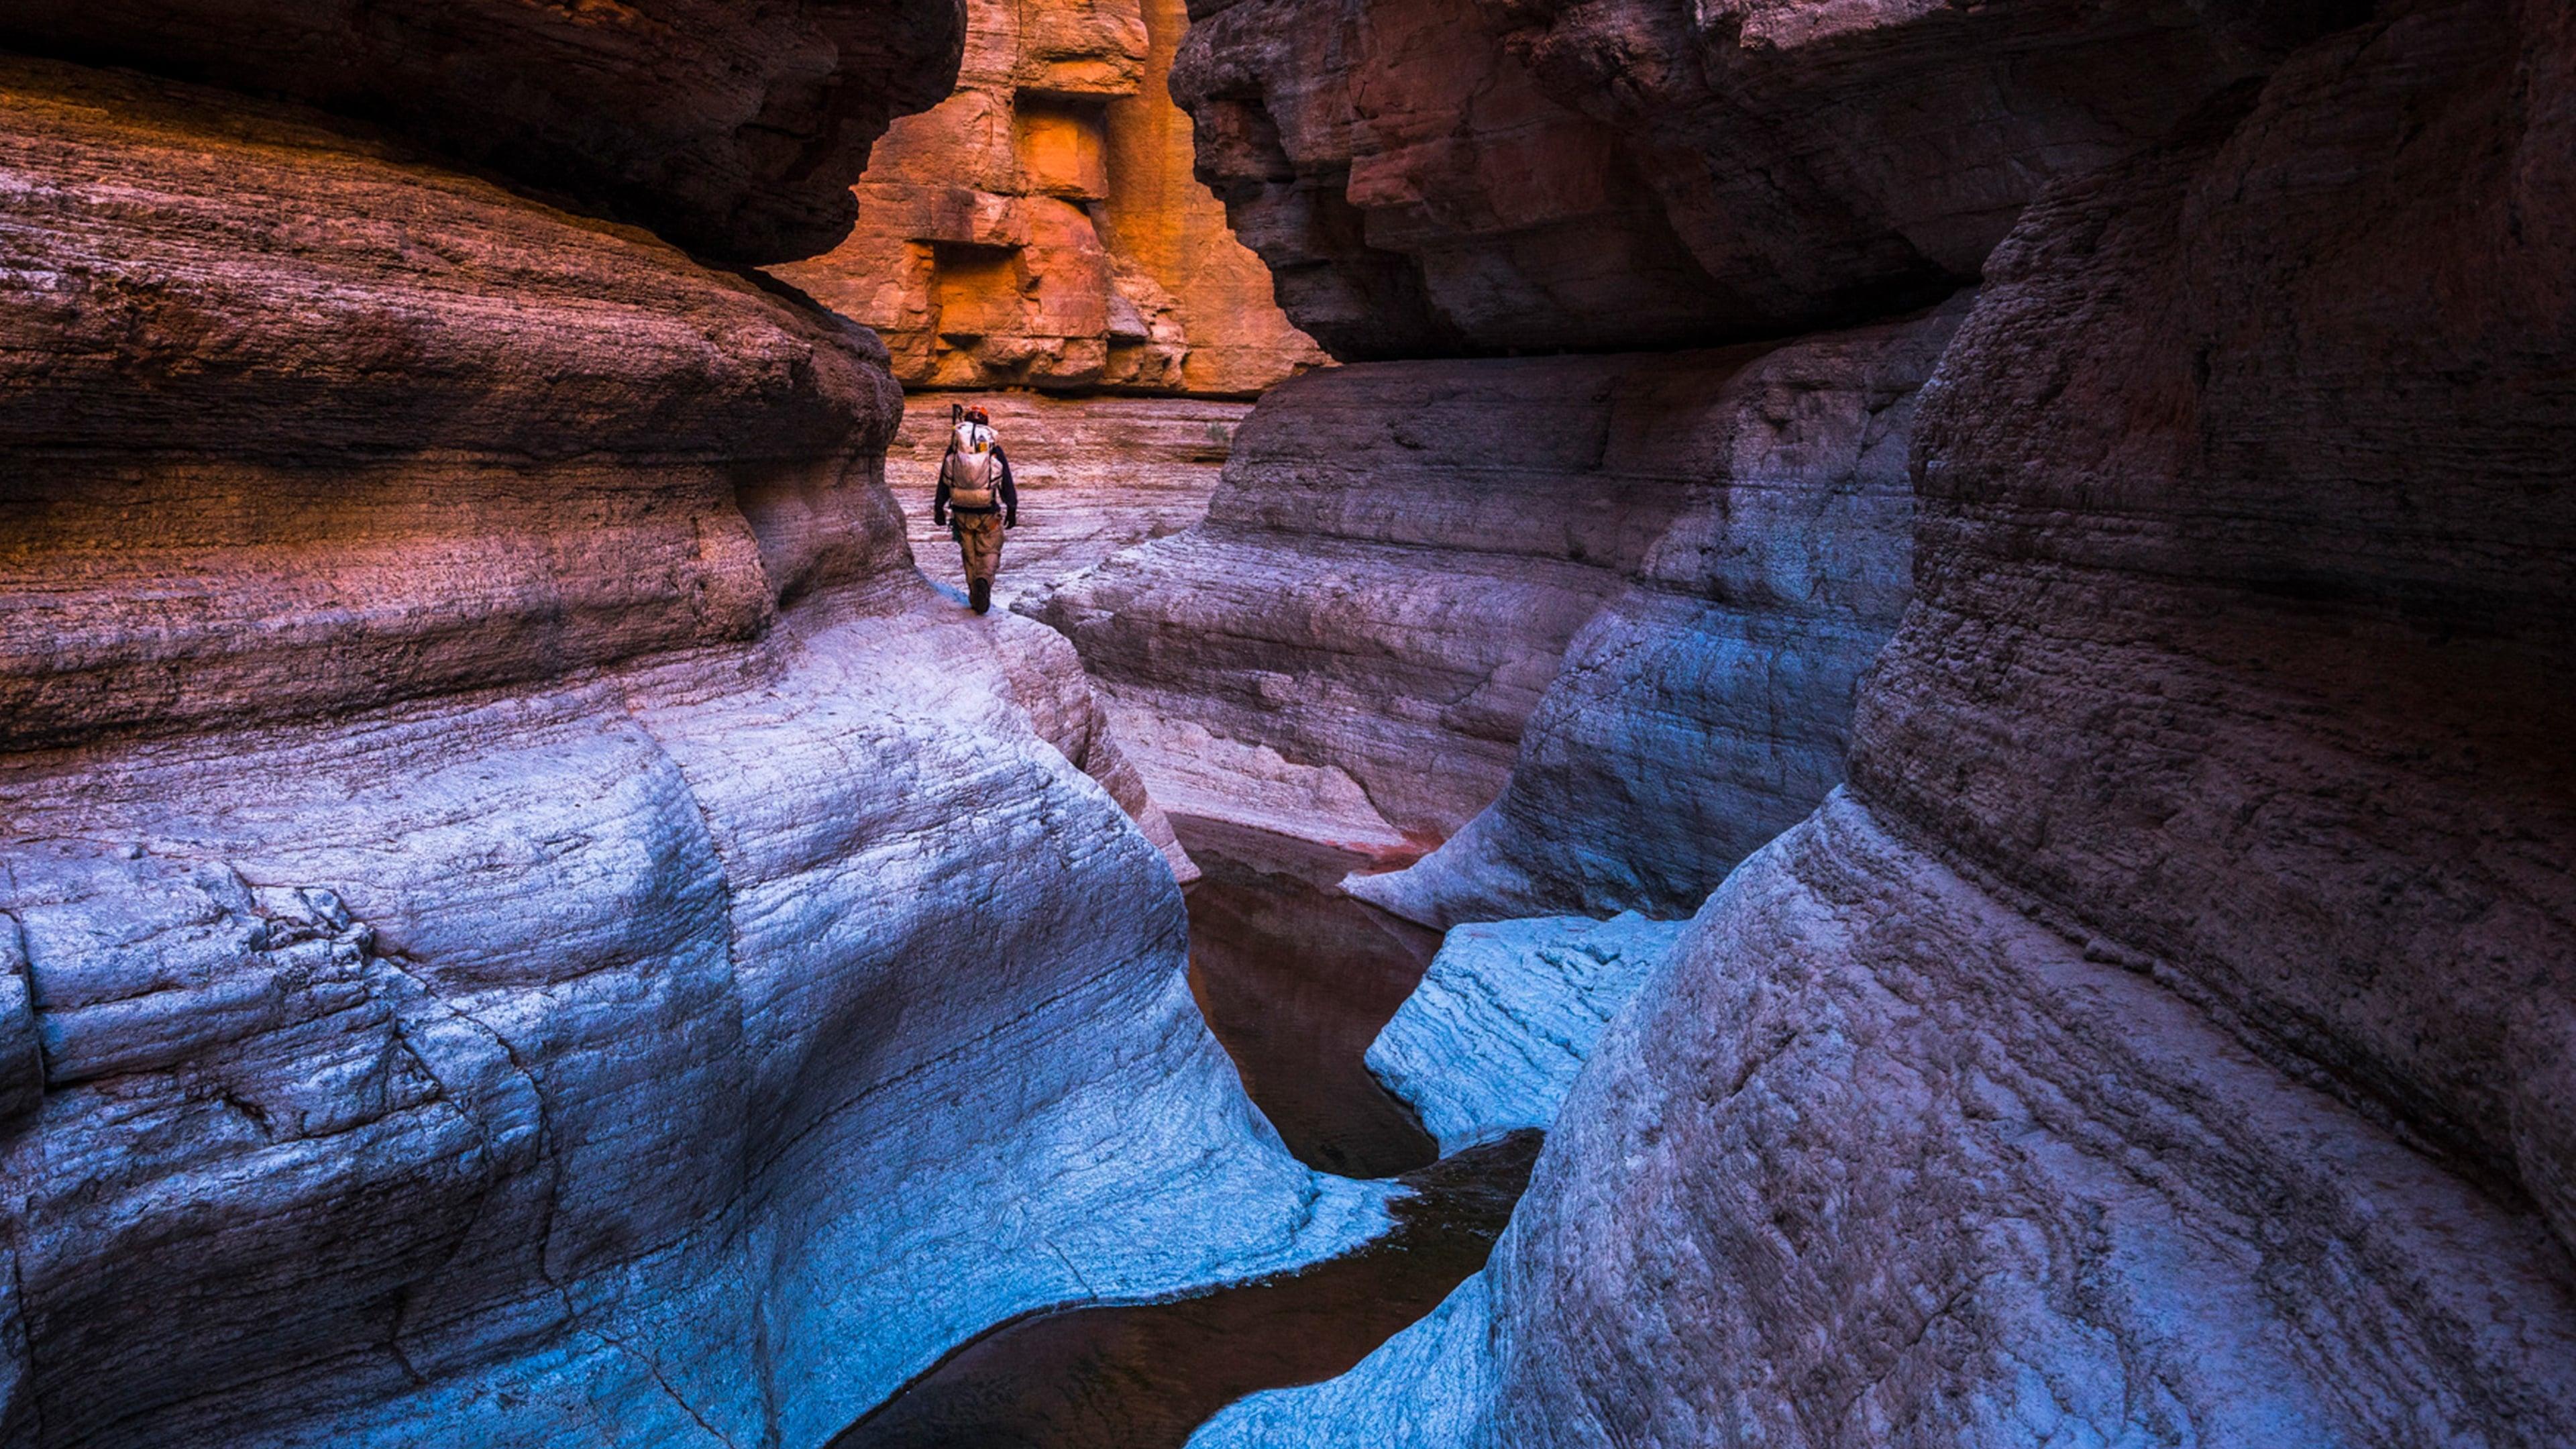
[1364,914,1684,1155]
[1161,0,2576,1442]
[1347,301,1964,924]
[1195,794,2576,1448]
[0,55,1385,1448]
[1034,307,1956,886]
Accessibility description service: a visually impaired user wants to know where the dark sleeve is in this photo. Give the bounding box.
[934,443,952,509]
[993,445,1018,511]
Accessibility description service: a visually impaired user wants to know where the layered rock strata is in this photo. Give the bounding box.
[1033,306,1954,888]
[1350,299,1966,924]
[772,0,1324,392]
[1198,796,2576,1448]
[1363,913,1682,1157]
[0,48,1385,1449]
[1169,0,2328,358]
[1173,0,2576,1440]
[0,0,962,264]
[1853,0,2576,1263]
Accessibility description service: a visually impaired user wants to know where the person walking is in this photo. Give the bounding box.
[932,403,1018,614]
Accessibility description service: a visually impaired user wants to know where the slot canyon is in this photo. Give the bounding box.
[0,0,2569,1446]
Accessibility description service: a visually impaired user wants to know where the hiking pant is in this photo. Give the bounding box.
[953,509,1006,587]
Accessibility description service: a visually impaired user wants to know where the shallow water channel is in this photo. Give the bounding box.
[830,820,1534,1449]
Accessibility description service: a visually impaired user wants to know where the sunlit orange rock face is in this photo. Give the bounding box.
[773,0,1324,396]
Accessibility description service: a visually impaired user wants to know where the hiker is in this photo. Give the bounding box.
[931,403,1018,614]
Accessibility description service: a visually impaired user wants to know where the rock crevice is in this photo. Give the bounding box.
[1059,0,2576,1441]
[0,26,1379,1448]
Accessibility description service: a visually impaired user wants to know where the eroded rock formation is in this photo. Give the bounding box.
[0,32,1384,1449]
[772,0,1324,392]
[1034,306,1956,894]
[1200,800,2576,1447]
[1362,912,1682,1157]
[1169,0,2333,357]
[1100,0,2576,1440]
[0,0,963,264]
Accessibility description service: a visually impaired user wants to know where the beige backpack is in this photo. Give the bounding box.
[943,422,1000,507]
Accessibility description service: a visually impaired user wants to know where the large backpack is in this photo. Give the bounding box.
[943,421,1000,507]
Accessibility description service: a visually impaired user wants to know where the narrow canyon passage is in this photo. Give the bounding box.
[4,0,2570,1443]
[828,818,1525,1449]
[1180,819,1442,1179]
[829,394,1560,1444]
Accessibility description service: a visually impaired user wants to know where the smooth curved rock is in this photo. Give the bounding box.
[1364,913,1684,1155]
[1199,793,2576,1447]
[1188,1270,1499,1449]
[1042,303,1955,894]
[0,57,901,749]
[1186,0,2576,1441]
[1031,354,1680,853]
[1169,0,2329,357]
[1,602,1389,1448]
[0,57,1385,1447]
[1854,0,2576,1252]
[1349,300,1963,924]
[0,0,964,262]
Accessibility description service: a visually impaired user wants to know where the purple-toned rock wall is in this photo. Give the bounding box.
[0,33,1383,1448]
[1089,0,2576,1442]
[1168,0,2330,358]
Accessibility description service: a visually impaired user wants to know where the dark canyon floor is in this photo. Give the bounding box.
[833,822,1538,1447]
[819,411,1564,1447]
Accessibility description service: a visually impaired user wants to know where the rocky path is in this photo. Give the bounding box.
[889,392,1246,611]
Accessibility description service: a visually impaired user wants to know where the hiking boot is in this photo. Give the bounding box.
[970,577,991,614]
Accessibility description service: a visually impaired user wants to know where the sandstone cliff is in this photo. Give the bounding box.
[1085,0,2576,1439]
[773,0,1325,394]
[0,34,1383,1449]
[1169,0,2327,358]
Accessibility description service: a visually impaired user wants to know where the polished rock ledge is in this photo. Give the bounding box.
[1364,914,1685,1157]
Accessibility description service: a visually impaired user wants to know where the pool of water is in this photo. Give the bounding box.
[827,818,1527,1449]
[827,1131,1538,1449]
[1179,818,1446,1179]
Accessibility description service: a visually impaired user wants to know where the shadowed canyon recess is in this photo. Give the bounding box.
[2,0,2572,1445]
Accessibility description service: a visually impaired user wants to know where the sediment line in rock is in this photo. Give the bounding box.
[1038,305,1961,910]
[1173,0,2576,1440]
[0,42,1377,1448]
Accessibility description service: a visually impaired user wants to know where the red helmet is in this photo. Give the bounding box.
[963,405,991,425]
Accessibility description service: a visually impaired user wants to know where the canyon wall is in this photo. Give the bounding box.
[773,0,1324,394]
[1030,312,1953,875]
[0,21,1389,1448]
[1124,0,2576,1440]
[1167,0,2327,358]
[0,0,963,264]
